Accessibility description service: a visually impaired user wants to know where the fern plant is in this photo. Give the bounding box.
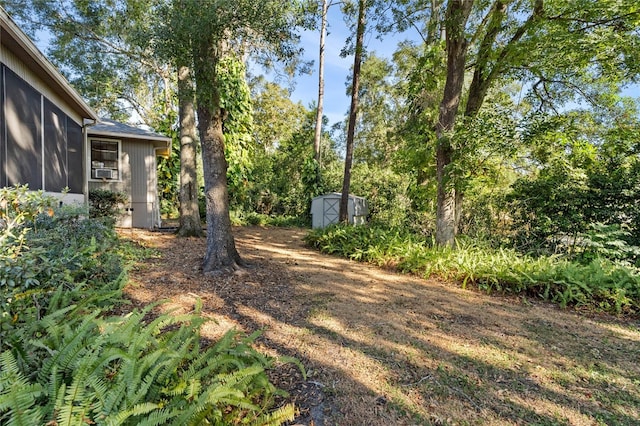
[1,303,298,426]
[0,351,45,426]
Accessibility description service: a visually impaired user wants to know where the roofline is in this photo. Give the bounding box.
[0,7,98,121]
[88,129,172,143]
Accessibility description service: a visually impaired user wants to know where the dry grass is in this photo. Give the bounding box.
[122,226,640,425]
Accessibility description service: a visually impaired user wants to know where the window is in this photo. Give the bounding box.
[90,139,120,180]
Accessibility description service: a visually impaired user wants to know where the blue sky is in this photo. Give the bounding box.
[285,5,418,127]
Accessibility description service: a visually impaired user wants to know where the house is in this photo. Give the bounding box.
[0,7,171,228]
[88,119,170,228]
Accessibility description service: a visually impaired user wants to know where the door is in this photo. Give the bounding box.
[323,197,340,227]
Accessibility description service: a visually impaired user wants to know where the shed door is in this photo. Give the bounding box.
[323,198,340,227]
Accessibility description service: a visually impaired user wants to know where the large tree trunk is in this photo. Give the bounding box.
[340,0,366,223]
[313,0,328,167]
[177,65,203,237]
[435,0,474,247]
[193,41,243,273]
[465,0,542,118]
[464,0,507,118]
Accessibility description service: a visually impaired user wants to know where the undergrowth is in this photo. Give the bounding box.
[305,224,640,316]
[0,185,299,425]
[230,210,309,228]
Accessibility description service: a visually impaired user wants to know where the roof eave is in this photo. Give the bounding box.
[88,129,172,143]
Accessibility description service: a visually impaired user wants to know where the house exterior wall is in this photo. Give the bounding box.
[88,137,160,229]
[1,46,85,125]
[1,52,85,203]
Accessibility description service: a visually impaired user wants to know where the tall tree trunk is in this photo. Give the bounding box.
[193,41,242,273]
[464,0,507,118]
[464,0,542,118]
[313,0,328,168]
[177,65,203,237]
[340,0,366,223]
[435,0,474,247]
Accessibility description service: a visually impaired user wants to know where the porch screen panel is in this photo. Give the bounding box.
[44,99,67,192]
[4,68,42,189]
[66,119,83,194]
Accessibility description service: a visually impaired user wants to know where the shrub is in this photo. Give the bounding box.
[89,188,128,224]
[1,187,124,355]
[1,186,300,425]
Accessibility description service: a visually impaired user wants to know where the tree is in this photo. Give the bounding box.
[508,101,640,255]
[218,56,255,213]
[413,0,640,246]
[434,0,473,246]
[177,65,203,237]
[312,0,330,168]
[352,54,399,165]
[8,0,174,123]
[163,0,306,273]
[339,0,366,223]
[249,81,339,217]
[251,80,308,150]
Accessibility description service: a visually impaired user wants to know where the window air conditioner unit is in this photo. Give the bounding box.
[93,168,116,179]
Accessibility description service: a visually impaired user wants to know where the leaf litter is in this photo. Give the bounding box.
[122,226,640,425]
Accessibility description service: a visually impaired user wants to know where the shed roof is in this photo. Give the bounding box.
[89,118,172,157]
[0,6,98,121]
[312,192,366,201]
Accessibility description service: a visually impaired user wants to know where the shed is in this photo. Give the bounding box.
[311,193,368,229]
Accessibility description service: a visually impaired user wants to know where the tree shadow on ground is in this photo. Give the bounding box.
[124,227,640,425]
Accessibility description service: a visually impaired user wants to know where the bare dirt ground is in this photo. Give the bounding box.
[122,226,640,425]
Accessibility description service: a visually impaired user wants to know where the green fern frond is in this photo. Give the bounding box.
[0,351,45,426]
[126,357,173,406]
[100,376,128,415]
[128,407,178,426]
[217,364,265,388]
[250,403,297,426]
[37,312,99,384]
[102,401,161,426]
[55,359,97,426]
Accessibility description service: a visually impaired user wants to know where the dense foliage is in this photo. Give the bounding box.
[306,224,640,316]
[0,187,298,425]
